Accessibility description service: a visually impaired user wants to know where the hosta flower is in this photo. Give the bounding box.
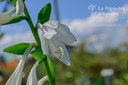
[26,62,48,85]
[16,0,24,15]
[5,45,33,85]
[26,62,38,85]
[38,21,76,66]
[0,8,15,25]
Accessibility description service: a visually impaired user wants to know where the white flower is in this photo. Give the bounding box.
[5,45,33,85]
[26,62,48,85]
[0,8,15,25]
[16,0,24,15]
[26,62,38,85]
[38,21,76,66]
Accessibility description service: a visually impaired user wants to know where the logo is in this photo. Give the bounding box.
[88,4,96,13]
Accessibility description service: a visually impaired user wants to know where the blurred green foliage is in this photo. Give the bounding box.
[1,42,128,85]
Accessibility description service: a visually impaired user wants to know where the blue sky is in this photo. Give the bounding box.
[0,0,127,20]
[0,0,128,53]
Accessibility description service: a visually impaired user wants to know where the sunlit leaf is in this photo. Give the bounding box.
[3,43,31,55]
[3,15,27,25]
[38,3,51,24]
[30,50,45,63]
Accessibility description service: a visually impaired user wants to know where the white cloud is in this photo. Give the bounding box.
[63,5,128,37]
[62,5,128,52]
[1,5,128,53]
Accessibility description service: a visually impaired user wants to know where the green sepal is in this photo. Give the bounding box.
[9,0,25,7]
[43,57,55,77]
[38,3,51,24]
[30,50,45,63]
[3,43,31,55]
[3,15,27,25]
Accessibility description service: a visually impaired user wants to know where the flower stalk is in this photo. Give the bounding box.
[38,76,48,85]
[23,3,55,85]
[24,4,41,49]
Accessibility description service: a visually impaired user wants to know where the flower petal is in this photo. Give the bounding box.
[48,38,71,66]
[43,26,57,39]
[41,33,49,55]
[5,44,33,85]
[5,59,24,85]
[0,14,13,25]
[38,23,57,39]
[0,8,15,25]
[26,62,39,85]
[16,0,24,15]
[57,42,71,66]
[47,38,57,56]
[43,21,59,29]
[37,23,43,29]
[55,24,76,45]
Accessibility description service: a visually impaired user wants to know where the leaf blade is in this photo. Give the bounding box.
[38,3,51,24]
[3,43,31,55]
[30,50,45,63]
[3,15,27,25]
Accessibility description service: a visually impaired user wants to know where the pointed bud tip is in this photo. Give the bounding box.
[66,62,71,66]
[47,3,51,6]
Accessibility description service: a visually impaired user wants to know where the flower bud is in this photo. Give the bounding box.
[16,0,24,15]
[0,8,15,25]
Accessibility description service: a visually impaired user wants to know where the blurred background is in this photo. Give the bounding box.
[0,0,128,85]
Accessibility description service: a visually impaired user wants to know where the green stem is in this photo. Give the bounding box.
[44,56,55,85]
[24,4,55,85]
[24,5,41,49]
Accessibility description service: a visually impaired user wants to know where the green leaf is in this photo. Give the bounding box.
[38,3,51,24]
[30,50,45,63]
[3,43,30,55]
[47,57,55,77]
[3,15,27,25]
[9,0,25,6]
